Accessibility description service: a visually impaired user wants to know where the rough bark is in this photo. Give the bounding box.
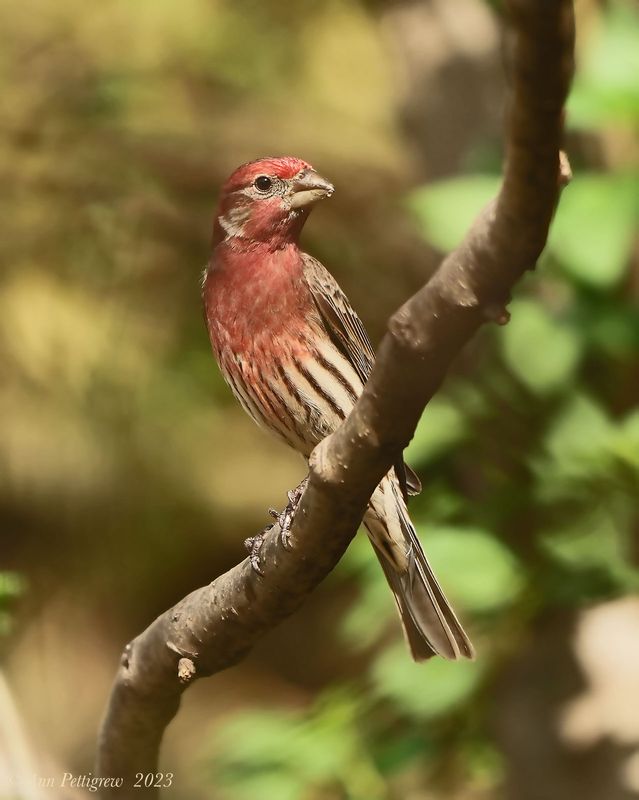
[97,1,575,795]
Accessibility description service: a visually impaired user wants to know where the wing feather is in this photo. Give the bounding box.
[301,253,421,498]
[301,253,375,386]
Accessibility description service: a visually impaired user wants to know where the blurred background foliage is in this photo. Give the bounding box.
[0,0,637,798]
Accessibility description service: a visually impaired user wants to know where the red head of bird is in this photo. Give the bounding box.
[213,156,334,250]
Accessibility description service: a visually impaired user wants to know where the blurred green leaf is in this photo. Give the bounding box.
[0,573,24,641]
[419,526,523,612]
[0,572,25,600]
[538,394,614,488]
[568,3,639,126]
[375,733,434,775]
[407,175,500,252]
[549,173,639,288]
[406,397,469,466]
[217,771,302,800]
[586,304,639,357]
[409,480,469,524]
[465,740,505,787]
[372,644,482,719]
[215,710,300,766]
[541,508,639,590]
[613,410,639,471]
[341,566,395,649]
[500,299,582,394]
[212,693,386,800]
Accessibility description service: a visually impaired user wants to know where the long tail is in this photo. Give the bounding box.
[364,476,474,662]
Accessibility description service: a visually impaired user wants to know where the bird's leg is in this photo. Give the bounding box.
[247,474,309,570]
[269,476,309,550]
[244,527,272,575]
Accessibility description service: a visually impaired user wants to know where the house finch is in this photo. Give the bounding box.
[202,156,473,661]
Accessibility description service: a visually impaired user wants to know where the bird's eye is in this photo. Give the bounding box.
[254,175,273,193]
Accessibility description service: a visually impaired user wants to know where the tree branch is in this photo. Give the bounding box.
[96,1,575,795]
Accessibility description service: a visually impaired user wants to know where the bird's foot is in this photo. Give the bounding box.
[244,528,271,575]
[269,476,309,550]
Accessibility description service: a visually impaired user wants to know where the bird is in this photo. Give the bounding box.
[202,156,474,661]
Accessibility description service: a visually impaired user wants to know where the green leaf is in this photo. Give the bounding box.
[407,175,500,252]
[216,711,301,767]
[587,305,639,357]
[405,397,468,465]
[500,299,582,394]
[568,4,639,127]
[613,410,639,471]
[465,740,505,786]
[218,772,302,800]
[211,693,385,800]
[343,526,450,649]
[372,644,482,719]
[0,573,26,600]
[541,508,639,590]
[549,173,639,288]
[540,394,614,482]
[340,565,395,648]
[418,526,523,612]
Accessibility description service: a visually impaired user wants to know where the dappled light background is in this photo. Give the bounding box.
[1,0,638,798]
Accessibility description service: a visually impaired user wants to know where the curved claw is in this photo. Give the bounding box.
[268,477,309,551]
[279,523,293,551]
[244,532,267,575]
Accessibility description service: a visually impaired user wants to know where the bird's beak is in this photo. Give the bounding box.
[289,169,334,209]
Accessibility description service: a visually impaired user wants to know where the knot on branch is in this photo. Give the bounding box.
[387,305,422,351]
[177,658,196,685]
[309,435,344,488]
[483,304,511,326]
[120,643,133,669]
[559,150,572,188]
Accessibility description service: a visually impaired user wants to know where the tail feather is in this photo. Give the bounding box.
[405,524,475,660]
[364,478,474,662]
[371,543,441,661]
